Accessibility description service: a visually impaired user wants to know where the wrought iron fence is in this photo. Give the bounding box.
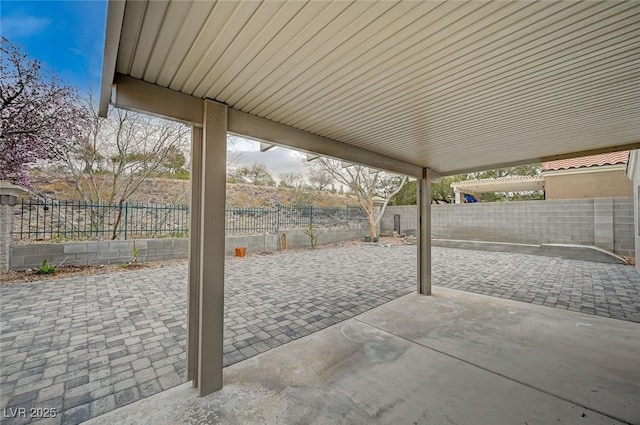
[13,199,366,241]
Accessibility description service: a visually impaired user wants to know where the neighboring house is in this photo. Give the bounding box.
[451,151,632,202]
[626,150,640,272]
[542,151,632,199]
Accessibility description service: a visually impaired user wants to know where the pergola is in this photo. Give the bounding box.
[99,0,640,396]
[451,176,545,203]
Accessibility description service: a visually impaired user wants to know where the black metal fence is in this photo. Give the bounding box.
[13,198,366,241]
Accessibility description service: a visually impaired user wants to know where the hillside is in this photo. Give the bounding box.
[28,171,358,208]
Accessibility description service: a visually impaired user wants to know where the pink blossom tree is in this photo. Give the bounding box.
[0,37,88,186]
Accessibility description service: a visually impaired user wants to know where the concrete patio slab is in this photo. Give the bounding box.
[2,245,639,424]
[84,288,640,425]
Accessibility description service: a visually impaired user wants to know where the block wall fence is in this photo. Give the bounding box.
[7,198,636,270]
[9,224,365,270]
[380,198,634,258]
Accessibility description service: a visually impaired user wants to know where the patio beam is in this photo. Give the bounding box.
[111,74,422,178]
[108,74,425,178]
[227,109,423,178]
[111,75,204,126]
[98,0,125,118]
[197,100,227,396]
[418,168,433,295]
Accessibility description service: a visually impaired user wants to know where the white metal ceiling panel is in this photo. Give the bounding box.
[154,1,217,87]
[129,0,169,79]
[142,0,191,83]
[219,0,359,106]
[170,1,256,94]
[111,0,640,175]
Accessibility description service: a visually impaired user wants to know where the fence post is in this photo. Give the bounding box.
[276,203,281,233]
[0,181,28,273]
[310,205,313,228]
[42,199,47,240]
[124,202,129,240]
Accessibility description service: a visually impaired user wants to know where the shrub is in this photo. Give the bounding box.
[36,259,56,275]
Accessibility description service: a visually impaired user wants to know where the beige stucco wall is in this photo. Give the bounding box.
[635,181,639,273]
[544,169,632,200]
[629,151,640,273]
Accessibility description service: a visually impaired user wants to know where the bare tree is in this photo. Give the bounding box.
[228,163,276,186]
[226,135,245,167]
[307,163,333,191]
[310,158,407,239]
[278,171,305,188]
[62,102,190,239]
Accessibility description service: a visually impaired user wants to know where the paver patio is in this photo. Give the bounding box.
[1,244,639,424]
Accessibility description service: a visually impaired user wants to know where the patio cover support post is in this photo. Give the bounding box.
[197,100,227,396]
[418,168,432,295]
[187,127,203,386]
[454,190,461,204]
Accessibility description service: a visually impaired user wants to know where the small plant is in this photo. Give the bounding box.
[131,241,140,264]
[36,259,57,275]
[303,225,318,249]
[119,242,142,268]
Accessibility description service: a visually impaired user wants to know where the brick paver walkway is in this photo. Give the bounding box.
[1,245,639,424]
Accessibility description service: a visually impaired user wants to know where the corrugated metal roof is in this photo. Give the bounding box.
[542,151,629,171]
[105,0,640,175]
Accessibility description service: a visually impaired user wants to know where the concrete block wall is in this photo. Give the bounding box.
[279,223,366,248]
[380,206,418,234]
[432,199,597,246]
[226,223,366,255]
[632,152,640,272]
[0,203,12,273]
[613,197,635,257]
[10,238,190,270]
[9,223,366,270]
[380,198,634,257]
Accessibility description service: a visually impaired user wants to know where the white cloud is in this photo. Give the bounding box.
[227,135,310,180]
[1,14,51,38]
[234,149,308,180]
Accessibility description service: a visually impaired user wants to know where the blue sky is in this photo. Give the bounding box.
[0,1,304,176]
[1,0,107,94]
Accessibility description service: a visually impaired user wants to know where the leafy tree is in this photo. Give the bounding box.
[390,164,543,205]
[228,163,276,186]
[309,158,407,239]
[389,180,417,205]
[471,164,540,179]
[467,164,542,202]
[390,164,544,204]
[158,145,186,174]
[389,175,465,205]
[431,174,470,204]
[0,37,88,186]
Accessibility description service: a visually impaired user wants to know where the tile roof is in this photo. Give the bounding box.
[542,151,629,172]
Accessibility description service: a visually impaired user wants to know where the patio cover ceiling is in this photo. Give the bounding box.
[100,0,640,176]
